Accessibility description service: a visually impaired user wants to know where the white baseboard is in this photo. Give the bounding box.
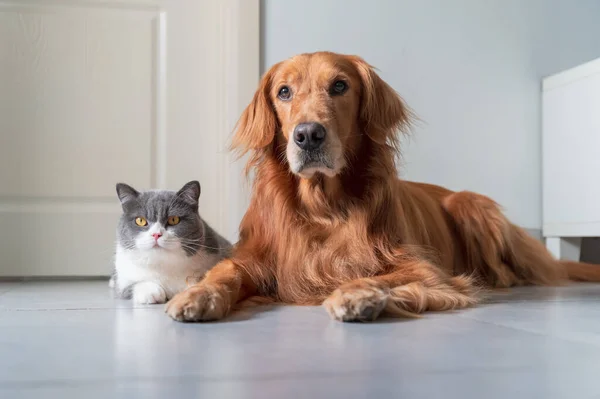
[525,228,543,242]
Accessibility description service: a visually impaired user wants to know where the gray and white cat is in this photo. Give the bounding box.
[110,180,231,304]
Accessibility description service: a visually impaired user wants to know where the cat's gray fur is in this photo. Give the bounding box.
[111,180,231,304]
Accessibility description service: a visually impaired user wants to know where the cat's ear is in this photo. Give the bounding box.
[176,181,201,206]
[115,183,139,205]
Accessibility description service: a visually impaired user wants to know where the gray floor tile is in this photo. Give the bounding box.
[1,304,599,382]
[486,283,600,303]
[0,282,22,296]
[0,281,132,310]
[1,281,600,398]
[460,299,600,345]
[2,368,599,399]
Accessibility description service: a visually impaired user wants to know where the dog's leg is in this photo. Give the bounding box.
[323,259,479,322]
[165,259,257,322]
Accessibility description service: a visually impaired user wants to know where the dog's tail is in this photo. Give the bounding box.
[441,190,600,286]
[442,191,567,286]
[562,261,600,282]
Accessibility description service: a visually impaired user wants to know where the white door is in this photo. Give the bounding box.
[0,0,259,277]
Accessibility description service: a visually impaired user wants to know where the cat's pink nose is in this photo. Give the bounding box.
[152,233,162,240]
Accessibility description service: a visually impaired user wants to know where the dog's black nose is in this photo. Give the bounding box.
[293,122,326,151]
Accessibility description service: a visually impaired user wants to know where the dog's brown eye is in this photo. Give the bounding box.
[331,80,348,95]
[278,86,292,100]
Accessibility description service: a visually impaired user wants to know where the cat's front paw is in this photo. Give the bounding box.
[165,284,230,322]
[133,281,167,304]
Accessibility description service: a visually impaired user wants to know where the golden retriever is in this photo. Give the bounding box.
[166,51,600,322]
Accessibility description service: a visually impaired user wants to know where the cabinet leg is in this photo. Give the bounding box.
[545,237,582,261]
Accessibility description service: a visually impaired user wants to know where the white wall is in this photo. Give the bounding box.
[261,0,600,230]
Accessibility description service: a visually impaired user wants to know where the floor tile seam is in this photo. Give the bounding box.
[458,314,600,347]
[0,306,158,312]
[0,364,567,389]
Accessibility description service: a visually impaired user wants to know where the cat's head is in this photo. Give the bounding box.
[115,181,204,255]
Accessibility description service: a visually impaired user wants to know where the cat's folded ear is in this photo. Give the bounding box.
[177,181,201,206]
[116,183,139,205]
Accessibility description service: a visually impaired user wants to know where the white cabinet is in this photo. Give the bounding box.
[542,57,600,260]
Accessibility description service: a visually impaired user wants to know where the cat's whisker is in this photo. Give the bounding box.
[196,244,224,251]
[174,242,203,247]
[170,238,223,251]
[167,238,202,245]
[178,245,200,252]
[175,241,223,253]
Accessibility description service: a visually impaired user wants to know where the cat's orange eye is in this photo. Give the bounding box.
[135,217,147,227]
[167,216,180,226]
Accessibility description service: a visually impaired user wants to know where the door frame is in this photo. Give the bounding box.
[213,0,260,242]
[162,0,260,243]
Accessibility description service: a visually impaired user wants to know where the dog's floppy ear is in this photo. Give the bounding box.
[230,63,280,156]
[350,56,411,145]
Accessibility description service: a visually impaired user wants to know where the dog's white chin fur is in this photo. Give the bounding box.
[287,147,346,179]
[286,132,346,179]
[297,165,339,179]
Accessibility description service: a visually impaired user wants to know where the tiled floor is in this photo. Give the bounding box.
[1,281,600,398]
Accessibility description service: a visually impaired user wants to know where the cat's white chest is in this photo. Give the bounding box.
[114,245,216,301]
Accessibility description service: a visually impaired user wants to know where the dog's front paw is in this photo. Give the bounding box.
[323,283,388,322]
[132,281,167,304]
[165,284,230,322]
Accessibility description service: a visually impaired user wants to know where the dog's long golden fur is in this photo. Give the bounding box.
[166,51,600,322]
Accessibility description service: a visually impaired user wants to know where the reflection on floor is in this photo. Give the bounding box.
[1,281,600,398]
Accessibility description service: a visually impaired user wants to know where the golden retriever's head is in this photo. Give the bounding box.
[232,52,410,179]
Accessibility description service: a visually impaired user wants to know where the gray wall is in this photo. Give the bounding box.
[261,0,600,231]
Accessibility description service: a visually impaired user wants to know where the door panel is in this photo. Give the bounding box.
[1,3,156,198]
[0,0,259,276]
